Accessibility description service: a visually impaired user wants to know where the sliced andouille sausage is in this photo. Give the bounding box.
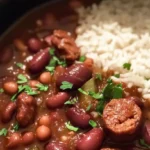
[16,92,36,127]
[56,64,92,90]
[46,92,70,109]
[66,107,91,129]
[28,48,51,73]
[76,128,104,150]
[103,98,142,142]
[45,141,68,150]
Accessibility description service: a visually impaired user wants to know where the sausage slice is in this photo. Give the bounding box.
[103,98,142,142]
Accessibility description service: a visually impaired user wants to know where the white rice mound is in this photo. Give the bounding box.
[75,0,150,100]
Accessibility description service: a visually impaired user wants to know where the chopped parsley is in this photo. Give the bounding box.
[13,122,19,131]
[86,104,92,112]
[49,48,55,56]
[36,84,48,92]
[96,100,105,115]
[95,74,102,81]
[0,128,8,136]
[113,74,120,78]
[89,120,97,128]
[0,88,4,93]
[45,66,55,74]
[17,74,28,84]
[139,139,150,149]
[53,56,66,67]
[123,63,131,70]
[16,63,24,69]
[79,56,86,62]
[78,88,88,95]
[65,122,79,132]
[88,91,103,99]
[64,98,78,105]
[60,81,73,90]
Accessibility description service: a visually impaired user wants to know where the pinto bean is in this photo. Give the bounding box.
[39,72,51,84]
[16,92,36,127]
[76,128,104,150]
[22,132,35,145]
[103,98,142,142]
[45,142,68,150]
[57,64,92,90]
[38,115,51,126]
[66,107,91,129]
[2,102,17,123]
[142,120,150,145]
[46,92,70,109]
[36,125,51,141]
[28,48,51,73]
[3,81,18,95]
[28,38,42,53]
[127,96,144,108]
[0,47,13,63]
[7,132,22,148]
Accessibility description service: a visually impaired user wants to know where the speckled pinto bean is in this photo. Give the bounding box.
[16,92,36,127]
[28,48,51,73]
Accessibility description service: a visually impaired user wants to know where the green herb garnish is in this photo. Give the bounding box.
[0,88,4,93]
[95,74,102,81]
[16,63,24,69]
[79,56,86,62]
[88,91,103,99]
[64,98,78,105]
[86,104,92,112]
[17,74,28,84]
[65,122,79,132]
[36,84,48,92]
[96,100,105,115]
[89,120,97,128]
[0,128,8,136]
[123,63,131,70]
[53,56,66,67]
[49,48,55,56]
[139,139,150,149]
[60,81,73,90]
[13,122,19,131]
[78,88,88,95]
[113,74,120,78]
[45,66,55,74]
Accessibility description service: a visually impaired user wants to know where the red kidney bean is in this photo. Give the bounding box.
[28,38,42,53]
[28,48,51,73]
[7,132,22,148]
[45,142,68,150]
[142,120,150,144]
[56,64,92,90]
[66,107,91,129]
[46,92,70,109]
[127,96,144,108]
[1,102,17,123]
[76,128,104,150]
[22,132,35,145]
[16,92,36,127]
[0,47,13,63]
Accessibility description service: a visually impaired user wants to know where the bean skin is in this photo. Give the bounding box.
[66,107,91,129]
[39,72,51,84]
[46,92,70,109]
[45,142,68,150]
[38,115,51,126]
[7,132,22,148]
[76,128,104,150]
[22,132,35,145]
[1,102,17,123]
[28,38,42,53]
[56,64,92,90]
[28,48,51,73]
[142,120,150,144]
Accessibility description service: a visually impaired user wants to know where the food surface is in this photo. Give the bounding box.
[0,0,150,150]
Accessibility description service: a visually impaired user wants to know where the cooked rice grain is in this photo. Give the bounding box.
[75,0,150,100]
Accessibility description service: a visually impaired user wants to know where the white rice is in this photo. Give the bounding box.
[75,0,150,100]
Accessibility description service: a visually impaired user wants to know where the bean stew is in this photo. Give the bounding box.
[0,0,150,150]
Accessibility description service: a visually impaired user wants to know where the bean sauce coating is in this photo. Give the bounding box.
[16,92,36,127]
[103,98,142,142]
